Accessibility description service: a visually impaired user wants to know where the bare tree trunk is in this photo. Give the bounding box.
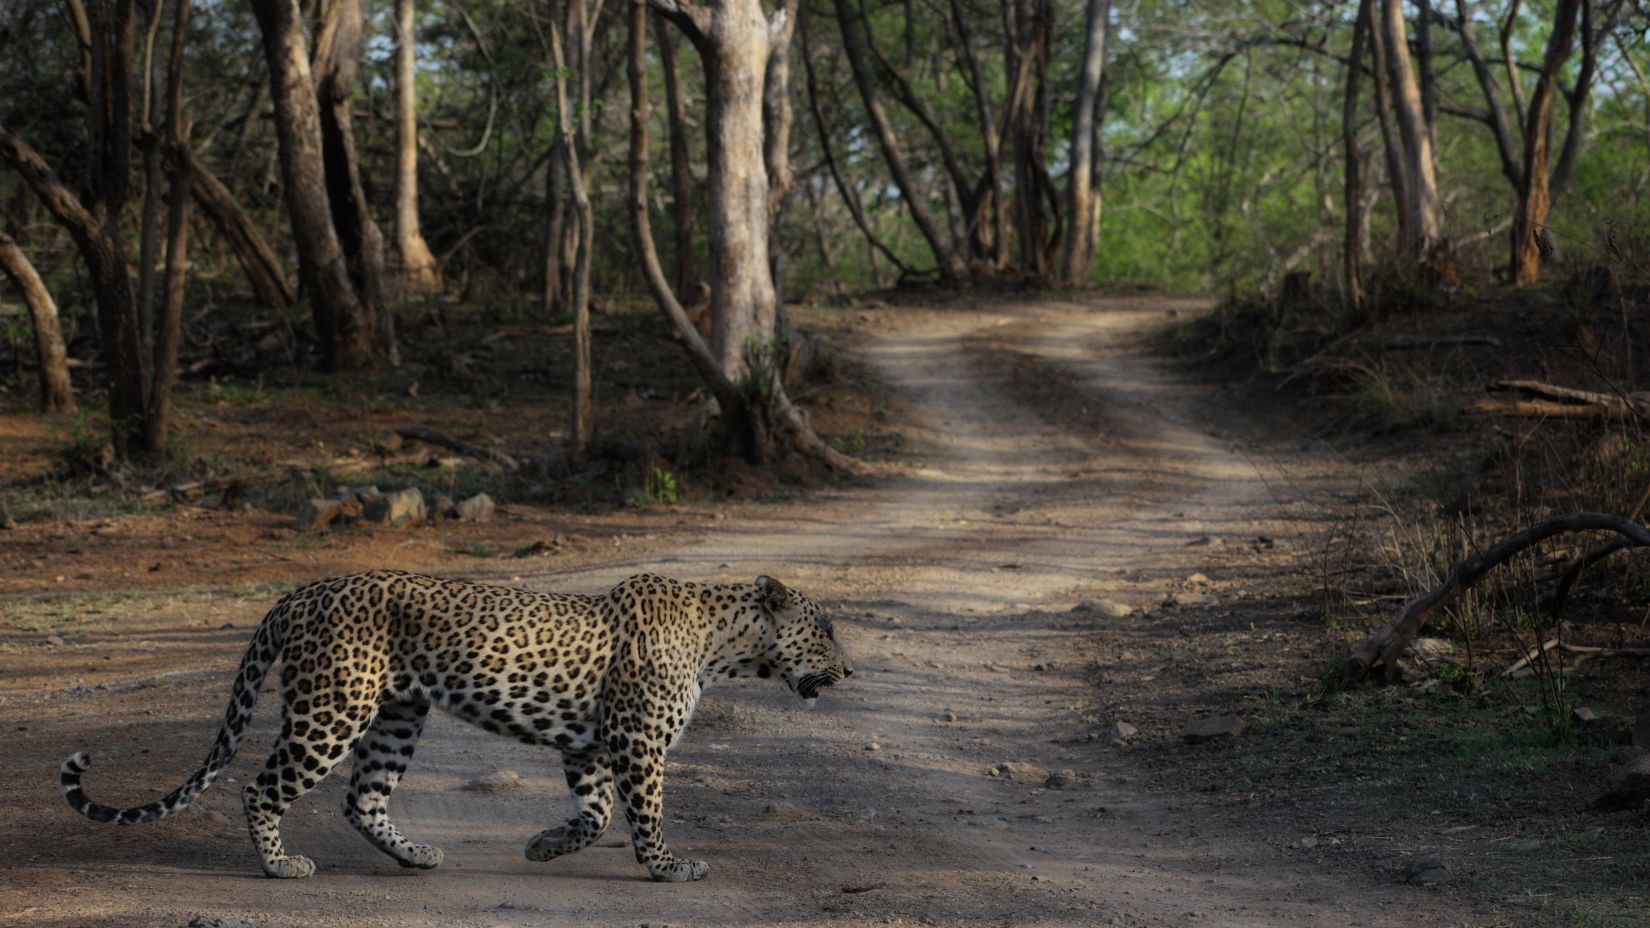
[1512,0,1581,286]
[0,232,76,414]
[145,0,191,454]
[831,0,966,281]
[1059,0,1109,285]
[549,2,594,458]
[700,1,777,381]
[1004,0,1059,280]
[314,0,397,366]
[658,17,697,295]
[947,0,1007,271]
[248,0,375,370]
[181,148,293,309]
[541,139,567,314]
[1378,0,1452,282]
[1342,0,1372,314]
[393,0,439,289]
[1366,0,1410,252]
[637,0,856,470]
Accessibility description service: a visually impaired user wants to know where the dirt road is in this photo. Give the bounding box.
[1,298,1466,927]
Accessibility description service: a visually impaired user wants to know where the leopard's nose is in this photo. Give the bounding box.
[843,667,854,678]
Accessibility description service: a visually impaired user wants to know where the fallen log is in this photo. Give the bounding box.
[1470,380,1650,425]
[1344,512,1650,684]
[395,426,518,469]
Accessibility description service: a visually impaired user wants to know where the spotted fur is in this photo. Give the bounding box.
[60,570,851,882]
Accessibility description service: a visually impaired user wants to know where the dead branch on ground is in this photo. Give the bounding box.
[1469,380,1650,424]
[394,426,519,469]
[1344,512,1650,684]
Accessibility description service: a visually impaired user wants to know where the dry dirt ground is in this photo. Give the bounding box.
[1,296,1483,927]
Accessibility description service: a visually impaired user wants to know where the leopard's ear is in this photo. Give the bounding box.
[755,575,789,609]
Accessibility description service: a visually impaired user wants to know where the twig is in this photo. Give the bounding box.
[1503,639,1650,677]
[1380,333,1503,351]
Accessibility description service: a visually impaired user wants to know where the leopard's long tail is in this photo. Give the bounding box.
[60,601,286,825]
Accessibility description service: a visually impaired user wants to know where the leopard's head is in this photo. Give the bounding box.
[756,575,852,704]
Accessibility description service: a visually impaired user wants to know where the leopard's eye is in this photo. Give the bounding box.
[816,611,835,641]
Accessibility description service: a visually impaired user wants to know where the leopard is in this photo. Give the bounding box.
[59,569,851,882]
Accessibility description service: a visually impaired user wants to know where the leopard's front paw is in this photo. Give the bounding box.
[525,823,588,862]
[648,856,710,882]
[397,844,444,869]
[262,854,316,879]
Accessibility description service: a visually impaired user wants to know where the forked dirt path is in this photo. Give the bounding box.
[1,297,1466,927]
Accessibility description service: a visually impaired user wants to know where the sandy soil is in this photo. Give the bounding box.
[0,296,1471,927]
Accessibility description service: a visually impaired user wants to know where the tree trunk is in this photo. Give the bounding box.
[1342,0,1372,314]
[145,0,191,455]
[248,0,375,370]
[1366,0,1410,252]
[636,0,857,470]
[693,1,777,384]
[658,19,697,295]
[831,0,966,282]
[393,0,439,289]
[1378,0,1452,282]
[1512,0,1581,286]
[550,3,594,458]
[181,147,293,309]
[314,0,397,366]
[1059,0,1109,285]
[541,139,568,314]
[0,232,76,414]
[1005,0,1059,280]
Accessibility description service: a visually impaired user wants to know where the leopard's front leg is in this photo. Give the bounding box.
[613,731,707,882]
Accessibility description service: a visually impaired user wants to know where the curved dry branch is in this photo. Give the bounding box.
[1344,512,1650,683]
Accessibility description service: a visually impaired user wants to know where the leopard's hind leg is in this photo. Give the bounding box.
[242,670,377,878]
[344,698,442,869]
[525,748,615,861]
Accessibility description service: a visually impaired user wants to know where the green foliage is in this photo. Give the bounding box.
[628,467,678,507]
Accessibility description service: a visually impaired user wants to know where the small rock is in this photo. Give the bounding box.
[1095,600,1133,618]
[1185,535,1221,548]
[1070,601,1098,615]
[992,761,1046,782]
[1045,769,1079,789]
[1181,714,1244,745]
[186,917,272,928]
[942,711,958,722]
[1410,637,1457,660]
[362,487,427,527]
[452,492,496,522]
[1298,836,1319,848]
[294,498,346,532]
[46,635,65,646]
[1109,721,1138,745]
[1401,858,1449,885]
[201,810,232,828]
[1509,837,1543,851]
[1573,706,1599,725]
[865,742,881,752]
[462,770,522,792]
[1185,572,1211,585]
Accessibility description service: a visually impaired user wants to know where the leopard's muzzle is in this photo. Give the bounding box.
[796,668,850,700]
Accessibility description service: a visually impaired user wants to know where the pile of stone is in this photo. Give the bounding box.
[295,485,495,532]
